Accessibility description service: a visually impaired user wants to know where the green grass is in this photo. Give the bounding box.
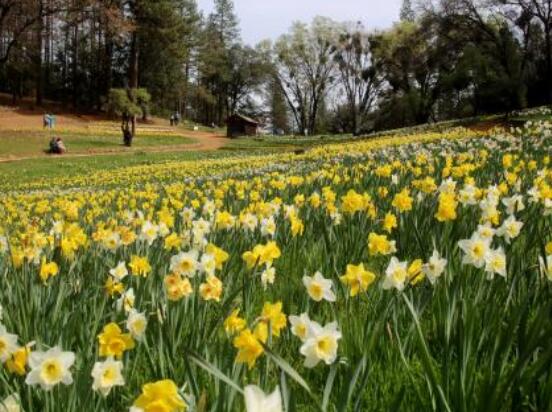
[0,130,196,158]
[0,150,245,188]
[222,134,356,151]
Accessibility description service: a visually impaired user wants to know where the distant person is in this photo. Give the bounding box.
[43,113,56,129]
[174,111,181,126]
[170,114,175,126]
[49,137,66,154]
[123,129,133,147]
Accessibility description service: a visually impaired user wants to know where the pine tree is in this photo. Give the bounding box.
[400,0,415,22]
[270,75,289,134]
[207,0,240,47]
[198,0,241,124]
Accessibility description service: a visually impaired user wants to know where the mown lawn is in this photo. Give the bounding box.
[0,150,244,188]
[0,130,196,158]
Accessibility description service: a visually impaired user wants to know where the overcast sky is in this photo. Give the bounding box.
[196,0,403,45]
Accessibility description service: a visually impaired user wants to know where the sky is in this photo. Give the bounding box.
[196,0,403,45]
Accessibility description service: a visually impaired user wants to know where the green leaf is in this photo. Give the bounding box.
[187,350,244,395]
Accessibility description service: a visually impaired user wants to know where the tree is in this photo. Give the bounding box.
[226,42,271,115]
[430,0,527,111]
[400,0,416,21]
[0,0,65,65]
[195,0,241,125]
[274,17,341,135]
[137,0,198,115]
[108,88,150,146]
[269,74,290,134]
[498,0,552,103]
[208,0,240,46]
[333,23,381,135]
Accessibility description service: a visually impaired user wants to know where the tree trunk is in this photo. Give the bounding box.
[35,1,44,106]
[545,28,552,104]
[129,30,139,136]
[72,21,79,110]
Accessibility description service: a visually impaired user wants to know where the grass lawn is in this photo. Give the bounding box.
[0,148,274,189]
[222,134,356,151]
[0,130,196,158]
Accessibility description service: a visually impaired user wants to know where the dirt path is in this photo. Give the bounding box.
[0,130,228,163]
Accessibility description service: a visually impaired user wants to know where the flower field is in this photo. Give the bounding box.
[0,122,551,411]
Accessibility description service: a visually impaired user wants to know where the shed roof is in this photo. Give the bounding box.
[227,113,259,125]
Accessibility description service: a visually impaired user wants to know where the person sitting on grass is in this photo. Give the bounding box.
[48,137,67,154]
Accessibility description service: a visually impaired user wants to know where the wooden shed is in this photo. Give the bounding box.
[226,113,259,138]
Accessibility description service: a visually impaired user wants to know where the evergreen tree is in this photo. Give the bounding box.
[400,0,415,22]
[269,75,289,134]
[197,0,241,125]
[138,0,199,114]
[207,0,240,46]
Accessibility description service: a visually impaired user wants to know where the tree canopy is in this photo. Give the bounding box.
[1,0,551,135]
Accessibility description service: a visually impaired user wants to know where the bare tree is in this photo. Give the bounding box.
[0,0,65,65]
[333,24,381,135]
[274,17,341,135]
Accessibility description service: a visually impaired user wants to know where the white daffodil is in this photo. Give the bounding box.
[158,222,170,237]
[476,224,495,241]
[240,213,258,232]
[289,313,312,342]
[484,248,507,279]
[0,236,8,254]
[496,215,523,243]
[527,186,540,203]
[544,198,552,216]
[422,250,447,284]
[115,288,135,313]
[283,205,297,219]
[299,321,341,368]
[109,261,128,281]
[91,357,125,397]
[458,234,491,268]
[140,221,159,245]
[0,394,22,412]
[25,346,75,391]
[0,324,18,362]
[502,195,525,215]
[170,250,199,277]
[126,309,147,340]
[439,177,457,194]
[50,220,64,236]
[261,217,276,237]
[458,184,478,205]
[302,271,336,302]
[180,207,196,225]
[202,200,216,217]
[539,255,552,281]
[261,266,276,289]
[192,218,212,236]
[200,253,217,276]
[103,232,122,251]
[330,211,342,225]
[191,230,208,249]
[382,257,408,291]
[244,385,282,412]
